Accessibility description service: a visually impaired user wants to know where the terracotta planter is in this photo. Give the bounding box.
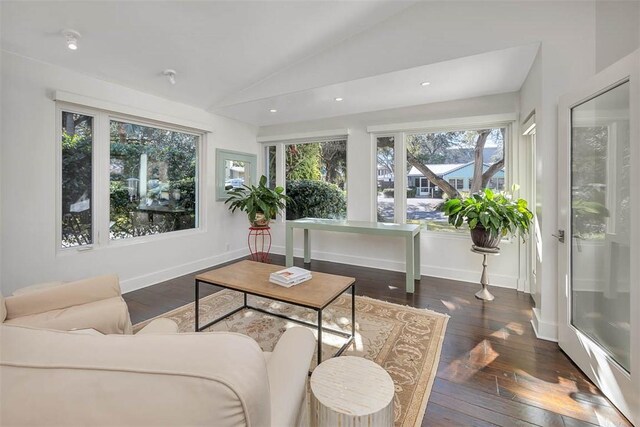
[470,226,502,249]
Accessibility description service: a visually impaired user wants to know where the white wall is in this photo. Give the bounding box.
[259,93,524,289]
[0,52,258,295]
[518,41,596,341]
[595,1,640,73]
[516,1,640,341]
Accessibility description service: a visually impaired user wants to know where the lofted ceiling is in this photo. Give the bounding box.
[1,1,416,109]
[216,44,539,126]
[1,1,546,127]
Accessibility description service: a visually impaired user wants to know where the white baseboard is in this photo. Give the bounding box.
[270,245,519,289]
[121,244,522,295]
[517,277,530,293]
[425,265,517,289]
[120,248,249,294]
[531,307,558,342]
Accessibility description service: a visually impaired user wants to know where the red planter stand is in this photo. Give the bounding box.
[248,226,271,263]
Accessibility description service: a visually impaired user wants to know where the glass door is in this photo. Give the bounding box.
[557,52,639,424]
[571,82,631,371]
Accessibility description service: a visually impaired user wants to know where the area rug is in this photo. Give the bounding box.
[134,290,448,427]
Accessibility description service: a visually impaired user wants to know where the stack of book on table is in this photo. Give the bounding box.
[269,267,312,287]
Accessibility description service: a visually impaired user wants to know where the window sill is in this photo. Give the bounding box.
[57,227,205,256]
[419,229,514,244]
[108,227,204,248]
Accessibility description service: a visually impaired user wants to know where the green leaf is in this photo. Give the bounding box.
[484,188,494,200]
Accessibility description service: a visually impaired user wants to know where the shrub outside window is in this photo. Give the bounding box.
[284,140,347,220]
[109,120,198,239]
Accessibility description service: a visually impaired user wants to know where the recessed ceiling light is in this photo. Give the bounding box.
[334,97,344,102]
[420,81,431,86]
[269,109,277,113]
[62,29,81,50]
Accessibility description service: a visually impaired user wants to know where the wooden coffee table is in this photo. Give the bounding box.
[195,260,356,366]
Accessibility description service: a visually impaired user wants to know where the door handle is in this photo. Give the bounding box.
[552,229,565,243]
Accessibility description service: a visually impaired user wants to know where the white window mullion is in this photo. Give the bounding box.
[275,143,286,223]
[275,143,285,189]
[95,112,111,246]
[371,134,378,221]
[196,133,206,232]
[55,106,64,250]
[395,132,406,224]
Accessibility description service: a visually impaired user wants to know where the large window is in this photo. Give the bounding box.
[283,139,347,220]
[61,111,94,248]
[109,120,198,239]
[59,104,203,249]
[405,127,506,231]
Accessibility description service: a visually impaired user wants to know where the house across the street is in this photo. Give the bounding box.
[407,161,505,198]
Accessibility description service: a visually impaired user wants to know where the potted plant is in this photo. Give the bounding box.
[442,188,533,250]
[224,175,290,227]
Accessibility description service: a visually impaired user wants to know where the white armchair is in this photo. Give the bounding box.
[1,275,133,334]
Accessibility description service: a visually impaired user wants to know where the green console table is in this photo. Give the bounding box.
[285,218,421,293]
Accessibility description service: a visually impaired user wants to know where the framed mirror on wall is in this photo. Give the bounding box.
[215,149,257,201]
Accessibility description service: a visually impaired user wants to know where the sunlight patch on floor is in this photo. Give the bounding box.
[453,296,471,304]
[440,300,458,311]
[504,322,525,335]
[443,339,499,382]
[284,321,363,351]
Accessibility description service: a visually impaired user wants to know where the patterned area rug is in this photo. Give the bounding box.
[135,290,448,427]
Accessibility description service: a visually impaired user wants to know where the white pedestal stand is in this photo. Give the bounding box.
[310,356,394,427]
[470,246,500,301]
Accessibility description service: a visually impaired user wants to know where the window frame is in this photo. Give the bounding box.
[215,148,257,201]
[56,102,207,253]
[56,104,99,251]
[448,178,464,190]
[370,116,516,236]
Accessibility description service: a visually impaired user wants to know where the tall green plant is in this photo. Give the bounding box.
[225,175,290,224]
[442,188,533,242]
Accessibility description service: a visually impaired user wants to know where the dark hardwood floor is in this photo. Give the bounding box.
[123,255,631,427]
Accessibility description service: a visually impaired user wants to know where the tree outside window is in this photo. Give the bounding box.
[405,128,505,231]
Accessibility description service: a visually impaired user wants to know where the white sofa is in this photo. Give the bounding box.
[0,324,316,426]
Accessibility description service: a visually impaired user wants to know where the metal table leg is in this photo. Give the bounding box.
[317,309,323,366]
[195,280,200,332]
[351,284,356,338]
